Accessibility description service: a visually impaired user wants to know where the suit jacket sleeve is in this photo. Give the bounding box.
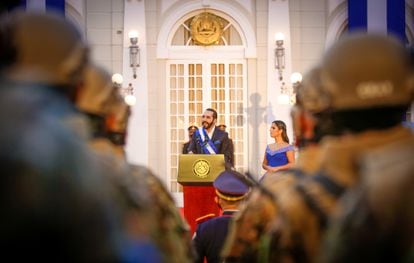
[213,130,234,167]
[187,131,200,154]
[221,133,234,167]
[182,142,189,154]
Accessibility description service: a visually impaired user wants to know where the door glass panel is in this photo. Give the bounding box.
[167,61,246,193]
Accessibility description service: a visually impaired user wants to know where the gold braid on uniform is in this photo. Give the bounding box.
[215,190,249,202]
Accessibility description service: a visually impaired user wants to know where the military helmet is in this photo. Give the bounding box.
[77,64,114,115]
[5,11,89,87]
[296,66,330,113]
[320,34,414,110]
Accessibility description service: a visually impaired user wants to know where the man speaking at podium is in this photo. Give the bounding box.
[187,108,234,168]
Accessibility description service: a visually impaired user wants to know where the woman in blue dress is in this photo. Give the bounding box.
[262,120,295,178]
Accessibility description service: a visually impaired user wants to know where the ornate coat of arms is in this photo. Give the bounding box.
[190,12,223,45]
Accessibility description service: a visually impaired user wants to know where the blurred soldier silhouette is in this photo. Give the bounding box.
[223,33,414,263]
[79,69,194,263]
[272,34,413,263]
[222,66,332,263]
[77,64,114,140]
[193,170,250,263]
[77,61,194,262]
[107,97,194,263]
[76,64,166,262]
[0,11,126,261]
[318,36,414,262]
[0,10,90,137]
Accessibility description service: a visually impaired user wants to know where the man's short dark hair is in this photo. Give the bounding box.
[206,108,217,120]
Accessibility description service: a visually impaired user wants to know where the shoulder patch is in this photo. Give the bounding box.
[195,213,216,224]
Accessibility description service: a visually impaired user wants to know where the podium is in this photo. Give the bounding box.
[178,154,226,233]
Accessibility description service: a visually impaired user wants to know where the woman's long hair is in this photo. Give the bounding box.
[273,120,290,143]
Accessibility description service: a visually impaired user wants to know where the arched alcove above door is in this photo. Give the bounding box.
[156,1,257,59]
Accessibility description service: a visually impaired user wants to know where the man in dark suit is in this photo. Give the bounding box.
[187,108,234,167]
[192,170,250,263]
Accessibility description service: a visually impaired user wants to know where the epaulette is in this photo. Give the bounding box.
[195,213,216,224]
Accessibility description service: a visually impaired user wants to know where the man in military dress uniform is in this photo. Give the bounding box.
[193,170,250,263]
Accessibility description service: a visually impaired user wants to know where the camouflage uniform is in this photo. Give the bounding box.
[272,34,414,263]
[134,165,194,263]
[0,11,167,262]
[224,34,414,263]
[222,152,325,263]
[78,67,193,262]
[222,66,328,263]
[319,40,414,263]
[321,135,414,263]
[0,11,125,260]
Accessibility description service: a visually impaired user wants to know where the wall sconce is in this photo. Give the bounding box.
[277,72,302,105]
[128,30,140,79]
[112,73,137,106]
[274,32,285,81]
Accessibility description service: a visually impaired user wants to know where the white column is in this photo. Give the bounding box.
[123,0,149,166]
[267,0,293,143]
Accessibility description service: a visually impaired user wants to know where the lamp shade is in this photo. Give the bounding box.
[290,72,302,84]
[128,30,139,39]
[124,94,136,106]
[274,32,285,41]
[111,73,123,85]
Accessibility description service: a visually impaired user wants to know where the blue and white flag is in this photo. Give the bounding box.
[17,0,65,14]
[348,0,406,42]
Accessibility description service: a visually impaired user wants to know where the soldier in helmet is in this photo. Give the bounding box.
[0,11,128,261]
[110,103,194,263]
[0,10,90,137]
[76,64,114,139]
[222,66,332,263]
[0,10,174,262]
[193,170,250,263]
[272,34,413,263]
[318,37,414,262]
[224,34,414,263]
[271,34,413,263]
[76,62,194,262]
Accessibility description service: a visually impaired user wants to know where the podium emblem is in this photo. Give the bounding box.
[192,159,210,178]
[178,154,225,185]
